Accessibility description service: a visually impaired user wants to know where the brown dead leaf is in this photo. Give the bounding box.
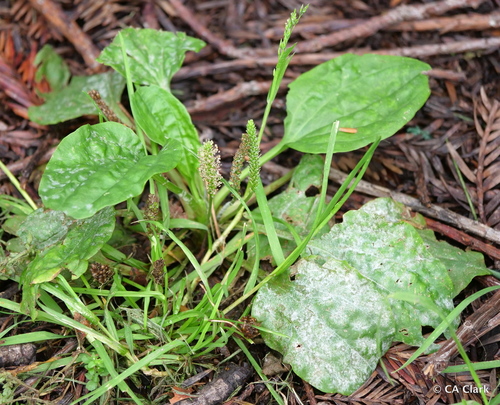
[170,386,194,404]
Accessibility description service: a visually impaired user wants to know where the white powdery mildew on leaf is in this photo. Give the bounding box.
[18,209,70,250]
[307,198,456,345]
[254,198,489,394]
[253,257,395,395]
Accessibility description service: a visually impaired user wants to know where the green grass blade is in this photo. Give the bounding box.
[255,180,285,266]
[234,337,285,405]
[443,360,500,373]
[0,331,67,346]
[391,290,492,405]
[77,340,185,405]
[314,120,339,229]
[393,285,500,370]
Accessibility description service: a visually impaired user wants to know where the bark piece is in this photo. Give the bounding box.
[0,343,36,367]
[175,363,252,405]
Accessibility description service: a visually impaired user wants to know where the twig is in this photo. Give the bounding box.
[328,167,500,246]
[265,12,500,39]
[186,79,291,114]
[424,217,500,261]
[295,0,487,53]
[380,37,500,58]
[175,37,498,81]
[27,0,101,71]
[167,0,248,59]
[386,11,500,32]
[175,363,251,405]
[0,147,56,181]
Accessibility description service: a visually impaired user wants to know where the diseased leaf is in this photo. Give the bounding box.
[18,209,71,250]
[283,54,430,153]
[39,122,182,219]
[418,229,491,297]
[133,85,201,180]
[254,198,490,395]
[28,72,126,125]
[346,198,491,297]
[252,257,395,395]
[97,28,205,90]
[19,207,115,317]
[307,198,456,346]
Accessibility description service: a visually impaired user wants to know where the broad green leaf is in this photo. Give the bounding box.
[39,122,182,219]
[252,257,395,395]
[97,28,205,90]
[34,44,70,92]
[2,214,27,236]
[417,229,490,297]
[132,85,201,180]
[283,54,430,153]
[19,207,115,316]
[28,72,126,125]
[307,198,457,346]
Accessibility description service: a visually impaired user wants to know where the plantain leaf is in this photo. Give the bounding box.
[19,207,115,317]
[39,122,182,219]
[97,28,205,90]
[28,72,126,125]
[33,44,70,93]
[418,230,491,297]
[132,85,201,180]
[18,209,71,250]
[252,256,395,395]
[307,198,456,346]
[283,54,430,153]
[254,198,490,395]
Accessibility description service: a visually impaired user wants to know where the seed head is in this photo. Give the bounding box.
[198,140,222,197]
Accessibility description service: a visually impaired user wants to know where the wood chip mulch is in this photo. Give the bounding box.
[1,0,500,404]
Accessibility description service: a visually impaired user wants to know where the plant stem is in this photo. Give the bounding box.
[0,161,38,211]
[213,142,286,210]
[201,207,245,265]
[219,166,294,222]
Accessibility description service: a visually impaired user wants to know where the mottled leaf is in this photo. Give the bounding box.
[252,257,395,394]
[307,198,457,345]
[34,44,70,93]
[18,209,71,250]
[349,198,491,297]
[19,207,115,317]
[132,85,200,180]
[418,229,490,297]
